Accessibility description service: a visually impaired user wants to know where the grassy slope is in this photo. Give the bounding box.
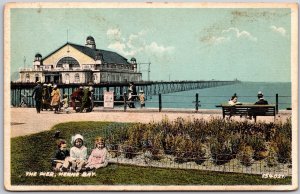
[11,121,291,185]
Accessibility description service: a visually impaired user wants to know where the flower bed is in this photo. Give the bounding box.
[106,116,292,175]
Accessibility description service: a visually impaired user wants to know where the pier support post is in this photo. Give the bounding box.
[123,92,127,112]
[195,93,199,112]
[276,93,279,114]
[158,93,162,112]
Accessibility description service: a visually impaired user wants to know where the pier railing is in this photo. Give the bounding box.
[15,91,291,113]
[11,80,239,107]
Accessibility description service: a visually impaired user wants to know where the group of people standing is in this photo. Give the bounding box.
[70,86,94,113]
[32,81,94,114]
[52,134,108,172]
[31,81,146,113]
[127,82,145,108]
[32,81,66,114]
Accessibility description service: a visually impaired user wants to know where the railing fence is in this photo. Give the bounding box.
[14,91,291,113]
[104,144,292,176]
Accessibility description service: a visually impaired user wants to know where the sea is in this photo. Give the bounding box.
[143,82,292,110]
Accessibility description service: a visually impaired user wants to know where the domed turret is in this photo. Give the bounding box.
[130,57,136,64]
[130,57,137,72]
[85,36,96,49]
[87,36,94,41]
[33,53,42,70]
[34,53,42,61]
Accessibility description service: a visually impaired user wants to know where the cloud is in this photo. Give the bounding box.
[106,28,122,41]
[270,25,286,36]
[201,27,257,45]
[202,36,229,45]
[145,42,174,54]
[106,28,174,59]
[107,41,128,54]
[222,27,257,42]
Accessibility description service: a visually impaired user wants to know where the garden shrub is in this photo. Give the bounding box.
[163,134,174,155]
[237,144,254,166]
[210,138,233,165]
[275,135,291,163]
[192,140,207,165]
[267,142,278,167]
[106,116,291,166]
[246,134,268,160]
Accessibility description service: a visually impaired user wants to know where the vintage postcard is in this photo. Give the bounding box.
[4,2,298,191]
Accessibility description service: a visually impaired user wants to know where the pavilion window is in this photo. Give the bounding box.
[74,73,80,83]
[57,57,80,70]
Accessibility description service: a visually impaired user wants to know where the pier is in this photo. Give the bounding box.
[10,80,240,107]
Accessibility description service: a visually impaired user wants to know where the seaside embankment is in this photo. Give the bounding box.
[10,107,291,138]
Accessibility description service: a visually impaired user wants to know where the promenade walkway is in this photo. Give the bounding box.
[9,107,291,138]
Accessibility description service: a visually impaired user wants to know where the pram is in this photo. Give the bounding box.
[19,93,28,107]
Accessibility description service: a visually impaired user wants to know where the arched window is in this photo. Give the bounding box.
[57,57,80,69]
[74,73,80,83]
[35,74,40,82]
[65,74,70,84]
[25,73,30,82]
[93,74,97,83]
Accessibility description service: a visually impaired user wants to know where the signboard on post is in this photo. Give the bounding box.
[104,91,114,108]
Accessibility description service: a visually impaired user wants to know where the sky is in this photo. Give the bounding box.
[10,7,292,82]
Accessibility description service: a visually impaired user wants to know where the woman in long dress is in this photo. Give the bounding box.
[51,85,61,113]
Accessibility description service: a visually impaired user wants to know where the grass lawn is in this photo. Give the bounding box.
[11,121,291,185]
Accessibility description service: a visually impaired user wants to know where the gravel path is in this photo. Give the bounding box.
[9,107,291,138]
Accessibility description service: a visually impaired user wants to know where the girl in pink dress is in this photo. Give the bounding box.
[85,137,108,170]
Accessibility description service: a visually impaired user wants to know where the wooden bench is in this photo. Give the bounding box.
[216,104,276,122]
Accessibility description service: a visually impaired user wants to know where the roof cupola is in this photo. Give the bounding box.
[85,36,96,49]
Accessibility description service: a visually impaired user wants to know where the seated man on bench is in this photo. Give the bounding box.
[254,91,268,105]
[248,91,269,120]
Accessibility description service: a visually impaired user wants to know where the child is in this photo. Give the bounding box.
[62,94,70,113]
[139,90,145,108]
[85,137,108,170]
[52,139,71,172]
[69,134,88,172]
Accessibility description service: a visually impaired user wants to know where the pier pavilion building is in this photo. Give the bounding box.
[17,36,142,84]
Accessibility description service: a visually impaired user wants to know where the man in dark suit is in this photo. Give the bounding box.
[32,80,43,113]
[255,91,268,105]
[128,82,137,108]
